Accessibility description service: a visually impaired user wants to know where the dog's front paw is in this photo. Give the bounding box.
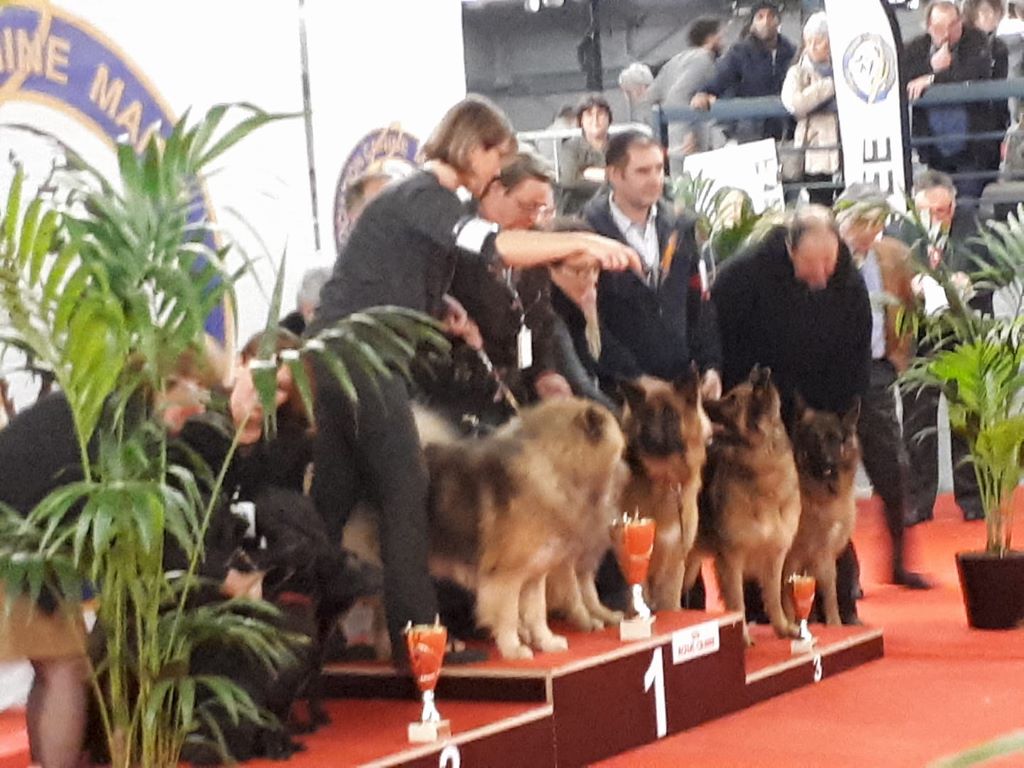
[772,621,801,639]
[497,636,534,660]
[566,609,604,632]
[599,609,625,626]
[536,633,569,653]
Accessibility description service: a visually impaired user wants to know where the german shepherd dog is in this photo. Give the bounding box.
[683,366,802,645]
[617,372,712,611]
[783,396,861,626]
[419,398,627,660]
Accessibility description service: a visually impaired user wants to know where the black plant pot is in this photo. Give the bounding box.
[956,550,1024,629]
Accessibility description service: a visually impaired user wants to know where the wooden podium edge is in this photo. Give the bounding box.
[744,627,885,704]
[358,704,554,768]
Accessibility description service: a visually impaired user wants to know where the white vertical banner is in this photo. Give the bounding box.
[825,0,910,209]
[304,0,467,258]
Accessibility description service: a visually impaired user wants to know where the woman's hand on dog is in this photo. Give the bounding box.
[441,294,484,350]
[534,371,573,400]
[222,567,265,600]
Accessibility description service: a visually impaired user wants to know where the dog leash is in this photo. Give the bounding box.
[475,347,521,414]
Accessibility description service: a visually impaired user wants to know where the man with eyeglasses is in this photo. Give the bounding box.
[583,130,722,398]
[898,170,986,525]
[418,151,573,431]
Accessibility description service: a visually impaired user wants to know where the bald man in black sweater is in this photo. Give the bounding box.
[711,206,872,623]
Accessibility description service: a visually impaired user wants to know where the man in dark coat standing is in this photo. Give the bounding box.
[711,205,872,623]
[690,0,797,142]
[584,130,722,611]
[904,0,1008,203]
[583,130,722,398]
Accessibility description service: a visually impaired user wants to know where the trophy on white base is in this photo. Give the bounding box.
[405,618,452,743]
[789,573,817,655]
[613,513,657,641]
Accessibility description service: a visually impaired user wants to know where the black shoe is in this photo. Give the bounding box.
[893,570,932,590]
[963,510,985,522]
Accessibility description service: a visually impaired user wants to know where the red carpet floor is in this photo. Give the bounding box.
[597,492,1024,768]
[1,493,1021,768]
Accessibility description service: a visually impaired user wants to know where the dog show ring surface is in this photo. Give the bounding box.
[316,609,883,767]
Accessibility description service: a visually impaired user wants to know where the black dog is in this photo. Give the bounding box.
[181,488,382,764]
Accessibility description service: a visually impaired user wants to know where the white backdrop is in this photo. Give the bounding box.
[0,0,467,409]
[304,0,468,257]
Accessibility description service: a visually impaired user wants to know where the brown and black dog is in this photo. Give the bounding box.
[784,396,861,626]
[422,398,627,659]
[683,366,802,644]
[617,372,712,612]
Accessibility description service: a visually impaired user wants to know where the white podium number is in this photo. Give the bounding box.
[643,647,668,738]
[812,653,823,683]
[439,744,461,768]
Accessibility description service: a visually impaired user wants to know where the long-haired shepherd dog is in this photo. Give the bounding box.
[421,397,627,660]
[617,371,711,611]
[683,366,802,645]
[783,396,861,626]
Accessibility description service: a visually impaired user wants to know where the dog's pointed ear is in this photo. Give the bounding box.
[842,397,861,432]
[672,364,700,404]
[577,404,609,443]
[749,364,772,388]
[618,378,646,414]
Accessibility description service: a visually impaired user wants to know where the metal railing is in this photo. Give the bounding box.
[650,78,1024,208]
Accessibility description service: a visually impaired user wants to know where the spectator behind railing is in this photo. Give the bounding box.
[646,16,726,175]
[905,1,1007,204]
[618,62,654,124]
[558,94,612,214]
[690,1,795,143]
[781,11,839,206]
[964,0,1013,131]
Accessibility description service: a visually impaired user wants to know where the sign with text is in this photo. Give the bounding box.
[682,139,785,214]
[825,0,910,209]
[671,620,721,665]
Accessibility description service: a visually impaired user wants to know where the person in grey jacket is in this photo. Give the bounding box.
[647,17,725,173]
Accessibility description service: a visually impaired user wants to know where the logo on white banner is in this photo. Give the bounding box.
[843,33,897,104]
[671,620,720,665]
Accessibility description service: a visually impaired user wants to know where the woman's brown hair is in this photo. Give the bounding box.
[422,95,517,175]
[240,328,313,431]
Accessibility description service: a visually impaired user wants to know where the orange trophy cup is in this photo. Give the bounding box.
[788,573,817,654]
[613,512,657,641]
[404,618,452,743]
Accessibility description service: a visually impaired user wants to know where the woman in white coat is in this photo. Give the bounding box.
[781,12,840,205]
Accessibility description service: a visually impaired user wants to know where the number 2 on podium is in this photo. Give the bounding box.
[643,647,668,738]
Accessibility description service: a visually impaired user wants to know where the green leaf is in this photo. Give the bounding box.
[196,104,298,169]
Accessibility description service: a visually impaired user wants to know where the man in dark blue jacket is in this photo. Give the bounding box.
[690,0,796,142]
[583,130,722,397]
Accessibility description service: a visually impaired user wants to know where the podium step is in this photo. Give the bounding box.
[247,699,554,768]
[322,610,884,766]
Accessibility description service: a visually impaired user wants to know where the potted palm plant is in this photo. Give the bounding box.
[0,105,446,765]
[900,206,1024,630]
[671,172,782,276]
